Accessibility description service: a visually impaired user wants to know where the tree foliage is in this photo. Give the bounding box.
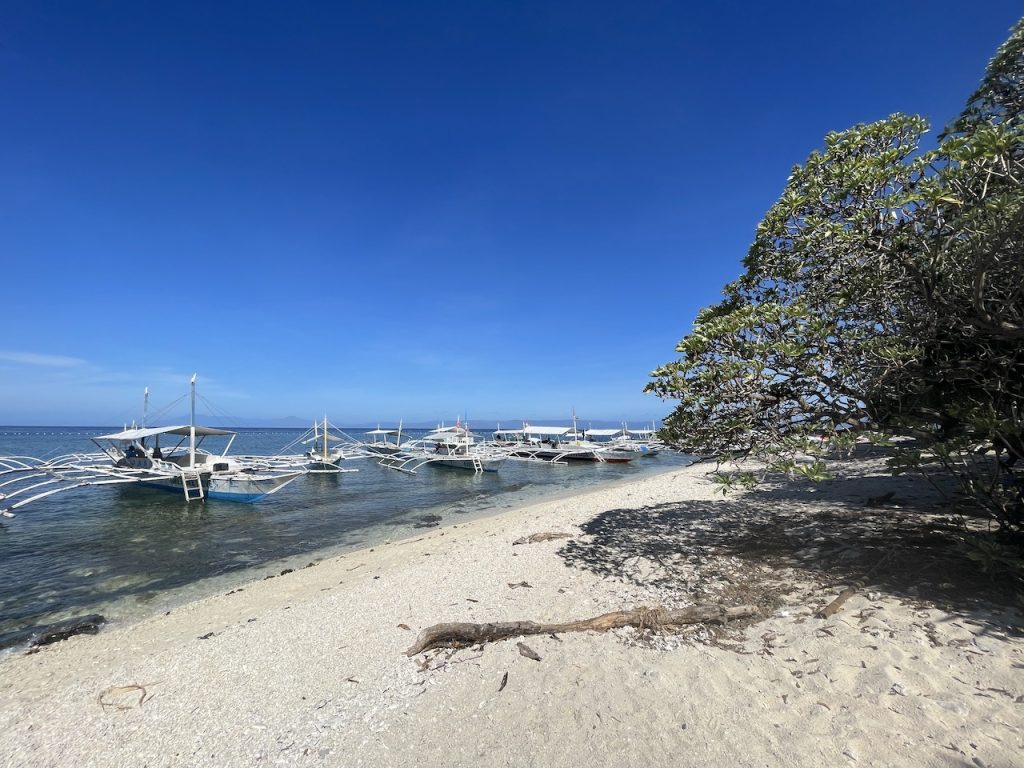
[648,20,1024,532]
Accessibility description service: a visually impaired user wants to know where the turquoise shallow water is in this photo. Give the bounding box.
[0,427,688,646]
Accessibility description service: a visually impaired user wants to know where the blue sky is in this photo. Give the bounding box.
[1,2,1021,426]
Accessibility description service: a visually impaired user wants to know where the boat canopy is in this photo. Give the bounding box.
[93,425,236,441]
[584,428,622,437]
[365,428,401,436]
[522,426,571,436]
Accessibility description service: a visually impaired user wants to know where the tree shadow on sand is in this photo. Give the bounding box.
[559,467,1022,633]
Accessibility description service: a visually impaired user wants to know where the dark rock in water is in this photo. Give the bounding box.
[413,514,442,528]
[32,614,106,647]
[0,614,108,651]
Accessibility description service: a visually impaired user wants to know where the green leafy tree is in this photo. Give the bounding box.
[648,20,1024,532]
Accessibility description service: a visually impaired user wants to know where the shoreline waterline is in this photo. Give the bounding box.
[1,459,1021,768]
[0,453,690,651]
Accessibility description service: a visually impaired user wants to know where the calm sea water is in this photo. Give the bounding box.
[0,427,688,647]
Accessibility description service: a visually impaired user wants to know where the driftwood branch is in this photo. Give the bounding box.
[816,548,896,619]
[405,604,759,656]
[512,532,574,545]
[817,587,859,619]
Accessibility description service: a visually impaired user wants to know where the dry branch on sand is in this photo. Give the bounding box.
[405,604,758,656]
[512,532,574,545]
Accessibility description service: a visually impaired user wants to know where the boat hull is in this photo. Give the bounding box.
[136,472,301,502]
[365,444,403,456]
[207,473,300,502]
[430,456,506,472]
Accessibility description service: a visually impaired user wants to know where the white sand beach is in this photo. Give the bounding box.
[1,460,1021,768]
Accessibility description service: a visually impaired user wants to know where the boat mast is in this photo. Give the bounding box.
[189,373,197,468]
[143,387,149,429]
[323,415,328,461]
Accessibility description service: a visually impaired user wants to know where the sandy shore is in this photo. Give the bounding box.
[1,460,1021,767]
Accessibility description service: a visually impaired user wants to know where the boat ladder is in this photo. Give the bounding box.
[471,456,483,473]
[181,470,205,501]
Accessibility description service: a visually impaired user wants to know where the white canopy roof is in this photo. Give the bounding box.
[584,428,622,437]
[93,425,235,441]
[365,428,401,435]
[522,426,571,436]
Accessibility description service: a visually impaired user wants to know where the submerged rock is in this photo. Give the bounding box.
[0,614,107,651]
[413,514,443,528]
[31,614,107,647]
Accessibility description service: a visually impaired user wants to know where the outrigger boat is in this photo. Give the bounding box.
[362,423,405,456]
[493,418,636,464]
[276,417,366,472]
[492,425,596,464]
[379,422,507,474]
[0,376,305,516]
[609,425,663,456]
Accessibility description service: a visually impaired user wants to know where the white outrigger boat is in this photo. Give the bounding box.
[276,417,367,472]
[0,376,305,516]
[493,419,636,464]
[493,425,594,464]
[609,425,663,456]
[362,423,405,456]
[379,423,508,474]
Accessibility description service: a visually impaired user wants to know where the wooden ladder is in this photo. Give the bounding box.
[181,470,204,501]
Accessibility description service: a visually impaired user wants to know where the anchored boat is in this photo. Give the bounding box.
[379,422,508,474]
[362,423,405,456]
[0,375,304,515]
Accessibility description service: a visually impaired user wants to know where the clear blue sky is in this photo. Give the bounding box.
[1,2,1020,426]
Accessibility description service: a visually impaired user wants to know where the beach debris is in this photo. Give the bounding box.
[404,604,759,655]
[517,642,541,661]
[817,549,896,619]
[280,568,294,576]
[508,581,533,589]
[198,632,216,640]
[398,623,411,631]
[818,587,859,619]
[98,682,159,711]
[498,671,508,692]
[513,532,573,545]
